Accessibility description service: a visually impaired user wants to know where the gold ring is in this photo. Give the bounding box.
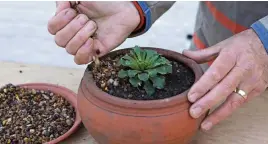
[234,88,247,99]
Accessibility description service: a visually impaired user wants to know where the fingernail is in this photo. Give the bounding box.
[65,9,76,18]
[188,93,198,102]
[190,106,202,118]
[201,121,212,131]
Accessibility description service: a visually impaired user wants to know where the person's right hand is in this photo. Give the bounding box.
[47,1,140,65]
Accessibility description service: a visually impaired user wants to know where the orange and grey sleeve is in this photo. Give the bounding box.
[251,16,268,54]
[129,1,175,37]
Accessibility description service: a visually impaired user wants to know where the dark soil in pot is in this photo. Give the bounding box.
[0,84,75,144]
[90,50,195,100]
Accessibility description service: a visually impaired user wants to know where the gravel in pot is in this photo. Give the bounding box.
[0,84,76,144]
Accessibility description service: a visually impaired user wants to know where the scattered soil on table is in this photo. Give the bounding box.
[0,84,75,144]
[90,54,195,100]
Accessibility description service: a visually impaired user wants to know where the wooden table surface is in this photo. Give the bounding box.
[1,61,268,144]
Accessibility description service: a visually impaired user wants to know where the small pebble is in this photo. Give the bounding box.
[101,83,106,88]
[109,90,114,95]
[54,108,61,113]
[32,89,36,94]
[113,80,119,86]
[42,94,50,100]
[30,129,35,133]
[108,79,114,84]
[66,119,72,126]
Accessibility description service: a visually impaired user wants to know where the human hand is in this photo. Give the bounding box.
[48,1,140,64]
[183,29,268,131]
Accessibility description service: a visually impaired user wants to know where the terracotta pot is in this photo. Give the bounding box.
[78,47,207,144]
[17,83,81,144]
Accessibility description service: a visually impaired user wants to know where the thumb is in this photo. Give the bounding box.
[55,1,76,15]
[182,46,221,64]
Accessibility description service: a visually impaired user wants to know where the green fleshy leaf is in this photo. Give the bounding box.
[141,49,147,61]
[133,46,142,61]
[130,50,138,60]
[138,73,149,81]
[118,69,128,78]
[145,50,158,61]
[121,56,140,70]
[149,57,170,68]
[122,54,134,61]
[156,65,172,74]
[145,69,158,77]
[127,70,141,77]
[129,77,141,87]
[147,55,160,69]
[150,76,165,89]
[143,81,155,96]
[119,58,126,66]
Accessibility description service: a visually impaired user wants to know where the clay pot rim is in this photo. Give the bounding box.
[84,47,203,109]
[15,83,81,144]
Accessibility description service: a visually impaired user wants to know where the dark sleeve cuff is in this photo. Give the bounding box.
[130,1,152,37]
[251,21,268,54]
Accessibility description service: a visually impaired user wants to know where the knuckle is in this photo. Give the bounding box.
[244,61,255,71]
[54,33,66,47]
[74,57,81,65]
[47,19,57,35]
[76,32,87,42]
[76,14,89,26]
[221,51,237,64]
[253,86,264,94]
[65,46,76,55]
[222,82,235,93]
[228,99,243,111]
[63,8,77,20]
[210,70,222,82]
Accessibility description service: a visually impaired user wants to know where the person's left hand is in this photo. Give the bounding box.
[183,29,268,131]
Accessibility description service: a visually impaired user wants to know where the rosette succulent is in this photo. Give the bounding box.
[118,46,172,95]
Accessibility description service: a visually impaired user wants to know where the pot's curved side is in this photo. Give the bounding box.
[78,47,206,144]
[79,81,204,144]
[18,83,81,144]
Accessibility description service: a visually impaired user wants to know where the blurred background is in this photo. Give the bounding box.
[0,1,198,69]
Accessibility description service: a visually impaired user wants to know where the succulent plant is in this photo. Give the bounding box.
[118,46,172,95]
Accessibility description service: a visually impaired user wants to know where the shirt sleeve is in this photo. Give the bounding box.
[251,15,268,54]
[129,1,175,37]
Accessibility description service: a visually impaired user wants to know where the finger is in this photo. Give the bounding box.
[200,80,265,131]
[245,80,267,102]
[189,65,246,119]
[188,51,236,103]
[65,20,97,55]
[74,39,94,65]
[55,14,89,48]
[55,1,72,15]
[182,46,221,64]
[48,8,77,35]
